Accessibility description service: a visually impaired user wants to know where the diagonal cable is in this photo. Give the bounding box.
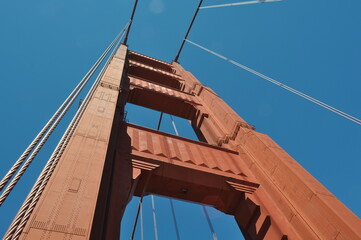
[174,0,203,62]
[0,25,127,194]
[0,27,125,206]
[200,0,282,9]
[186,39,361,125]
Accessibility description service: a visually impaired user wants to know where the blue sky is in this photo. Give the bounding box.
[0,0,360,239]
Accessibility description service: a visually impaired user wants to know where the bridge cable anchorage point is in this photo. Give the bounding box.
[185,39,361,125]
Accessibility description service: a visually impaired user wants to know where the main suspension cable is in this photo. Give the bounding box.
[4,23,130,240]
[0,31,123,193]
[0,28,124,206]
[200,0,282,9]
[185,39,361,125]
[124,0,139,45]
[174,0,203,62]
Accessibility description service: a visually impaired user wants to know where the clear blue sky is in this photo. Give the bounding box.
[0,0,360,239]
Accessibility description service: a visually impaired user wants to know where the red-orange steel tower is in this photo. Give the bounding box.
[15,45,361,239]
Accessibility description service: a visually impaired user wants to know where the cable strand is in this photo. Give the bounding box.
[185,39,361,125]
[4,23,129,240]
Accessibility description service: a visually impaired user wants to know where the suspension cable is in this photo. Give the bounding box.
[130,172,152,240]
[185,39,361,125]
[169,115,218,240]
[151,114,161,240]
[129,111,167,240]
[4,23,130,240]
[0,31,125,194]
[0,27,125,206]
[157,112,164,131]
[174,0,203,62]
[199,0,282,9]
[130,197,143,240]
[124,0,139,45]
[151,195,159,240]
[158,114,181,240]
[170,198,181,240]
[202,205,218,240]
[140,203,144,240]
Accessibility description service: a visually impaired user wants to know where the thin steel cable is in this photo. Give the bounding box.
[149,114,161,240]
[202,205,218,240]
[123,0,139,45]
[151,195,159,240]
[0,27,125,194]
[170,115,219,240]
[159,114,181,240]
[200,0,282,9]
[174,0,203,62]
[6,45,116,240]
[8,47,116,240]
[186,39,361,125]
[157,112,164,131]
[0,29,121,206]
[4,24,129,240]
[140,203,144,240]
[130,112,164,240]
[12,26,129,239]
[168,116,182,240]
[169,199,181,240]
[130,173,152,240]
[169,115,179,136]
[130,197,143,240]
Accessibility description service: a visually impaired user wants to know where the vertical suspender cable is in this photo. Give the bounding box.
[130,112,164,240]
[140,203,144,240]
[130,172,152,240]
[130,197,143,240]
[4,23,130,240]
[174,0,203,62]
[157,112,164,131]
[202,205,218,240]
[170,115,179,136]
[170,197,181,240]
[169,115,219,240]
[151,195,159,240]
[168,115,181,240]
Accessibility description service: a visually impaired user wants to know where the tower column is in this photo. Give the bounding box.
[18,46,128,240]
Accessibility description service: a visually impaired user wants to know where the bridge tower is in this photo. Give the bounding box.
[12,45,361,240]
